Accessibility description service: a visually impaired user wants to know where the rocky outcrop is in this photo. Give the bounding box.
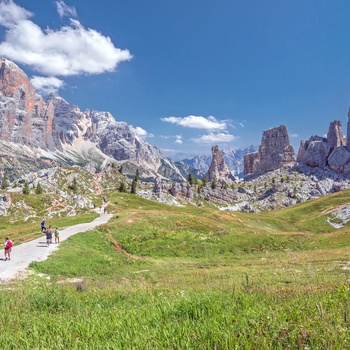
[0,57,60,150]
[178,145,257,179]
[296,117,350,177]
[299,140,331,168]
[327,120,346,148]
[244,125,295,177]
[205,145,230,182]
[0,57,182,179]
[244,152,259,178]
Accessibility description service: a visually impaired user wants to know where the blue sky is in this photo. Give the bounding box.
[1,1,350,157]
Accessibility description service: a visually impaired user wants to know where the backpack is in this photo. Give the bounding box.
[5,240,12,249]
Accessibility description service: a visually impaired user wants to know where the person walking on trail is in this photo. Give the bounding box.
[54,227,60,244]
[47,226,53,244]
[4,237,13,261]
[45,228,52,247]
[41,218,46,232]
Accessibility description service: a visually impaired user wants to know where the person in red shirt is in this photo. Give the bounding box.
[4,237,13,261]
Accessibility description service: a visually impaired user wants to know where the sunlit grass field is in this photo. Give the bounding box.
[1,190,350,349]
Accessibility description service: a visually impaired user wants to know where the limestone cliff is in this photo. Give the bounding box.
[0,56,183,179]
[296,118,350,176]
[244,125,295,177]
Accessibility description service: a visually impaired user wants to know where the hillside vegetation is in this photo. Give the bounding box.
[1,189,350,349]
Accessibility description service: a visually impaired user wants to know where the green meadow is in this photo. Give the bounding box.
[1,190,350,349]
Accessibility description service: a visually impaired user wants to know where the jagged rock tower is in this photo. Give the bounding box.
[244,125,295,177]
[205,145,230,182]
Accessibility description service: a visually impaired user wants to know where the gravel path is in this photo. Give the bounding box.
[0,211,113,284]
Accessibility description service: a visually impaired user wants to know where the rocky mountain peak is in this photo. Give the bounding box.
[0,56,184,180]
[205,145,230,182]
[244,125,295,177]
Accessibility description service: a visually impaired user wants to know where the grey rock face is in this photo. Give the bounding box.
[327,120,346,148]
[327,147,350,175]
[0,57,60,151]
[205,145,230,182]
[300,141,331,167]
[0,56,174,178]
[244,125,295,177]
[296,117,350,177]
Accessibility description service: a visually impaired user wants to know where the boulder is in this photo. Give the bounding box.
[300,140,331,167]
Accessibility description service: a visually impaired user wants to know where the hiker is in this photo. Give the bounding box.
[104,207,107,214]
[4,237,13,261]
[45,228,52,247]
[47,226,53,244]
[54,227,60,243]
[41,218,46,232]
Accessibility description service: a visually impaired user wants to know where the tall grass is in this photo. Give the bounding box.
[2,191,350,348]
[1,281,350,349]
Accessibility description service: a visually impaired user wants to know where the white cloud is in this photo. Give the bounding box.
[30,76,64,95]
[290,133,299,138]
[175,139,183,144]
[191,133,238,144]
[135,126,154,139]
[0,1,132,86]
[161,115,227,131]
[0,0,31,27]
[55,1,77,18]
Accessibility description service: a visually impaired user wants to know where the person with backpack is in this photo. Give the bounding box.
[54,227,60,243]
[4,237,13,261]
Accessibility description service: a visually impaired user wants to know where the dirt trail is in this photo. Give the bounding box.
[0,210,113,284]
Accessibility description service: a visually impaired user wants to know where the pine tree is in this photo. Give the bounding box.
[68,177,78,194]
[188,173,194,186]
[119,180,127,193]
[119,165,123,174]
[1,177,9,190]
[131,179,137,194]
[135,169,139,182]
[23,181,30,195]
[202,176,207,187]
[35,182,43,195]
[211,177,217,190]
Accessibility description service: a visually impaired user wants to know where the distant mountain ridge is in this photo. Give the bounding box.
[0,56,183,180]
[171,146,257,178]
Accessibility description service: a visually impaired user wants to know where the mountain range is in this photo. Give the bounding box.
[0,56,256,182]
[0,56,186,180]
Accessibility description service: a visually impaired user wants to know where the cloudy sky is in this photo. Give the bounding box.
[1,0,350,156]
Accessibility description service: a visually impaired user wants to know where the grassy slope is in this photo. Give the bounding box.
[1,190,350,348]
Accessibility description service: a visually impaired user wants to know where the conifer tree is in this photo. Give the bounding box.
[131,179,137,194]
[211,177,217,190]
[23,181,30,195]
[69,177,78,194]
[188,173,194,186]
[1,177,9,190]
[35,182,43,195]
[119,180,127,193]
